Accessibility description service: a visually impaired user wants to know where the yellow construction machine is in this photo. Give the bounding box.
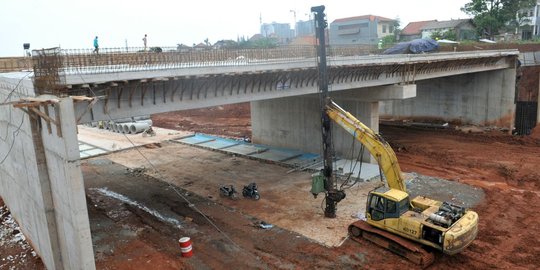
[326,100,478,266]
[310,6,477,266]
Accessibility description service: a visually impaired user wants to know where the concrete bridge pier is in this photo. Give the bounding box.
[0,80,95,270]
[251,84,416,163]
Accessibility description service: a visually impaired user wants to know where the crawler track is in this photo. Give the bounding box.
[349,220,435,268]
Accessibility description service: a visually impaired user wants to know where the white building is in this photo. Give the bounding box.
[518,0,540,39]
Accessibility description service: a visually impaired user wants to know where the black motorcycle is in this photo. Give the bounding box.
[242,183,260,200]
[219,184,238,199]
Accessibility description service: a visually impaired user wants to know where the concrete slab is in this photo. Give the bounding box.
[203,140,239,149]
[176,134,216,145]
[174,134,241,150]
[224,144,267,155]
[84,148,108,156]
[78,144,95,151]
[282,153,320,165]
[314,159,381,181]
[250,149,303,162]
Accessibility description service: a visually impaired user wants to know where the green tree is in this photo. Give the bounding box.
[237,37,278,49]
[381,35,396,47]
[429,30,444,40]
[461,0,536,39]
[430,30,458,40]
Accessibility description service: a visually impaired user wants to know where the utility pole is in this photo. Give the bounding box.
[311,5,345,218]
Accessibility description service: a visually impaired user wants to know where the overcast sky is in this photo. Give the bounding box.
[0,0,471,57]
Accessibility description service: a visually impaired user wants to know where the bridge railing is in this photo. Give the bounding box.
[30,44,377,95]
[59,46,315,74]
[42,45,377,75]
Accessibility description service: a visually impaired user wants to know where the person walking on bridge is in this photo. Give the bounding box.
[93,36,99,54]
[142,34,147,51]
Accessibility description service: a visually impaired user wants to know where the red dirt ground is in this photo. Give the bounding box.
[2,102,539,269]
[149,104,540,269]
[152,103,252,139]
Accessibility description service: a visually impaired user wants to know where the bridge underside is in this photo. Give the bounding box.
[65,53,515,124]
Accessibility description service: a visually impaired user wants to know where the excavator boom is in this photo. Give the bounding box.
[325,100,406,192]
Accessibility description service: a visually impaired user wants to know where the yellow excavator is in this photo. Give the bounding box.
[326,100,478,266]
[309,5,477,267]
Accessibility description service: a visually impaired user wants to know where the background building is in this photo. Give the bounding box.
[296,19,315,37]
[329,15,396,45]
[517,1,540,40]
[421,19,476,41]
[401,20,437,41]
[261,22,293,44]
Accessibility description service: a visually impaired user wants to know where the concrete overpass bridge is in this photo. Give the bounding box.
[38,47,517,159]
[0,46,519,269]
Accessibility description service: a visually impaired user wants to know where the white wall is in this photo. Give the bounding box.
[0,75,95,270]
[0,75,58,268]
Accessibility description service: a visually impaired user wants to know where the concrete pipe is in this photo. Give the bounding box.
[133,115,151,121]
[112,117,133,123]
[110,123,117,132]
[129,122,150,134]
[135,119,153,126]
[103,121,109,130]
[122,124,130,134]
[115,124,122,133]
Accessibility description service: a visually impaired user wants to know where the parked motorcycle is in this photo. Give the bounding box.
[219,184,238,199]
[242,182,260,200]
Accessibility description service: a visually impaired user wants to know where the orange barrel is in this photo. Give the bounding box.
[178,237,193,257]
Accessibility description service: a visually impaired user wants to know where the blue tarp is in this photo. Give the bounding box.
[383,39,439,55]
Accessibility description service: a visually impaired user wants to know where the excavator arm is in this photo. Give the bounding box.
[325,99,407,192]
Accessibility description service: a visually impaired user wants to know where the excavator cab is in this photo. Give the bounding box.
[366,187,410,222]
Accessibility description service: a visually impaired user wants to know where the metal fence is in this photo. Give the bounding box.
[0,57,32,72]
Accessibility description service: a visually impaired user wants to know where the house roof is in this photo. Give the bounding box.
[289,36,317,45]
[333,15,395,24]
[193,43,208,48]
[250,34,264,41]
[421,19,473,30]
[401,20,437,35]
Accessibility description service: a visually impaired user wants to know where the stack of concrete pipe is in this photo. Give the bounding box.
[87,115,153,135]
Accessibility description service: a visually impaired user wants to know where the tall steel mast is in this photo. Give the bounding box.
[311,5,345,218]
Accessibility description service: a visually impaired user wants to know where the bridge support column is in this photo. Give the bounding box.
[251,95,379,163]
[0,92,95,269]
[36,98,95,270]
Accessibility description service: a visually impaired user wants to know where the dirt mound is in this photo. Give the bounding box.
[152,103,251,138]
